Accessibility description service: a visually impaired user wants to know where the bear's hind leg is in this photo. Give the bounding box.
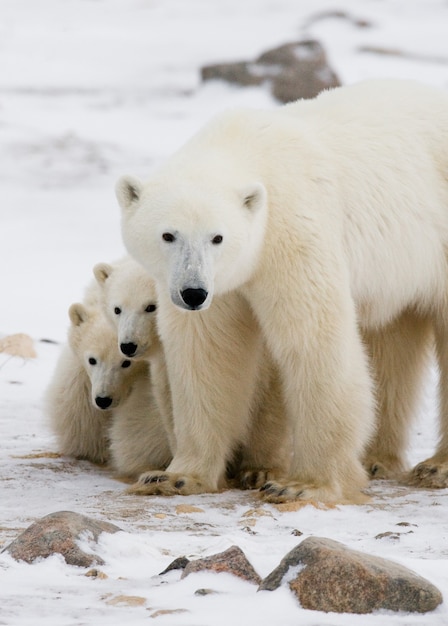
[362,311,432,480]
[408,315,448,487]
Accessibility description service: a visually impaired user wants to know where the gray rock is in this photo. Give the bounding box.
[2,510,122,567]
[259,536,443,614]
[182,545,261,585]
[201,39,340,103]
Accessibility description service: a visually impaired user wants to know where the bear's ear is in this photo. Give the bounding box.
[115,175,143,214]
[68,303,89,327]
[93,262,113,285]
[240,182,267,212]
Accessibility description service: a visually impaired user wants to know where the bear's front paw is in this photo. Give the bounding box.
[126,471,206,496]
[258,480,367,505]
[407,459,448,488]
[236,469,280,490]
[259,480,311,503]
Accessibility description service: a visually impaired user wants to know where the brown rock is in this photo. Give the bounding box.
[182,545,261,585]
[259,537,443,614]
[201,39,340,103]
[201,62,261,88]
[2,511,122,567]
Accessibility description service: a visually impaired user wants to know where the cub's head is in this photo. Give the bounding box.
[116,174,267,312]
[68,303,146,410]
[93,257,160,359]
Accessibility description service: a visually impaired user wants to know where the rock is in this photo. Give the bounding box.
[159,555,190,575]
[259,536,443,614]
[181,545,261,585]
[2,511,122,567]
[0,333,36,358]
[201,39,340,103]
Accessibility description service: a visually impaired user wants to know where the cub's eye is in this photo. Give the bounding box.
[114,307,121,315]
[145,304,157,313]
[121,360,131,369]
[212,235,223,244]
[88,357,97,365]
[162,232,176,243]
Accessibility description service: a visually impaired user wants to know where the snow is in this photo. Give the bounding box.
[1,1,448,624]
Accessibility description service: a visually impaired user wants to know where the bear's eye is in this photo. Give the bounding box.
[212,235,223,245]
[88,357,97,366]
[121,360,132,369]
[162,232,176,243]
[114,307,121,315]
[145,304,157,313]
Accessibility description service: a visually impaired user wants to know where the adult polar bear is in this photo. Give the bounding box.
[117,79,448,504]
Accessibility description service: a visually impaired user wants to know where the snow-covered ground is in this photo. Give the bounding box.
[1,1,448,624]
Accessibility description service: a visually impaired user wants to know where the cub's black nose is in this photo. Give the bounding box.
[181,288,208,309]
[120,342,137,357]
[95,396,113,410]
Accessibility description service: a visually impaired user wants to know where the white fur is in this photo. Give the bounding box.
[117,79,448,502]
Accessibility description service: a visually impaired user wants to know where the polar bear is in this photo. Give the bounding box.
[127,289,292,495]
[85,256,176,451]
[46,302,171,473]
[117,79,448,503]
[87,256,158,360]
[87,256,291,489]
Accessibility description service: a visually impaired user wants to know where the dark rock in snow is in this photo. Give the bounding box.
[181,545,261,585]
[160,555,190,575]
[259,536,443,614]
[2,510,122,567]
[201,39,340,103]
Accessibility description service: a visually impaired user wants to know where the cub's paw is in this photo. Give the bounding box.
[127,471,206,496]
[236,469,280,490]
[407,459,448,488]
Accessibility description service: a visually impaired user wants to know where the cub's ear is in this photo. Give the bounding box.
[115,175,143,214]
[240,182,267,212]
[93,262,113,285]
[68,303,89,327]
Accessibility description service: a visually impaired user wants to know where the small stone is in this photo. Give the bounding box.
[159,556,190,575]
[85,568,108,579]
[175,504,204,514]
[2,511,122,567]
[259,536,443,614]
[182,545,261,585]
[194,588,219,596]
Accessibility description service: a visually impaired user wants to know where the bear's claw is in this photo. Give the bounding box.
[126,471,206,496]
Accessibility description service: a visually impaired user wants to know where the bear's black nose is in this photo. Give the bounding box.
[120,342,138,357]
[95,396,113,410]
[181,288,208,309]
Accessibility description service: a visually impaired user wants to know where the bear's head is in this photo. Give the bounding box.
[68,303,146,410]
[93,257,160,359]
[116,173,268,312]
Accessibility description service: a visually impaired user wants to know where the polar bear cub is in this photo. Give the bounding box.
[88,256,159,360]
[46,302,171,475]
[117,79,448,503]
